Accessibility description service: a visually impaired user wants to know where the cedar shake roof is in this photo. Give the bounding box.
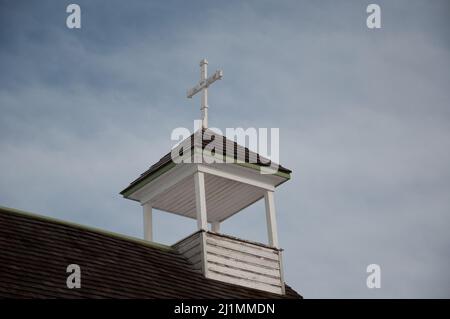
[0,206,301,299]
[120,129,291,197]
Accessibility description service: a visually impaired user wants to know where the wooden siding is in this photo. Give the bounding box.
[175,231,284,295]
[205,232,284,295]
[173,232,203,271]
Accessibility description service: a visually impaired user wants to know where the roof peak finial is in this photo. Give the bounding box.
[187,58,223,129]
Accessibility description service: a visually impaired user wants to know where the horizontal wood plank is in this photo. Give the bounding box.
[207,263,281,286]
[206,244,280,269]
[206,235,279,261]
[207,271,282,295]
[206,253,281,277]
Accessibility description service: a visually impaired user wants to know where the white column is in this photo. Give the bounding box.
[194,172,208,231]
[264,191,279,248]
[143,203,153,241]
[211,221,220,233]
[200,59,208,128]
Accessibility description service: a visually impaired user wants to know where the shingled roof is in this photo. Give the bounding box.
[0,206,301,299]
[121,128,291,197]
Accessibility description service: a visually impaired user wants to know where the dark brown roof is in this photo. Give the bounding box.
[121,129,292,196]
[0,206,301,299]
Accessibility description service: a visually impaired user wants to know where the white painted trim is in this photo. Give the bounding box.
[194,171,208,231]
[278,250,286,295]
[200,231,209,276]
[198,164,275,191]
[143,203,153,241]
[211,221,220,233]
[264,191,279,248]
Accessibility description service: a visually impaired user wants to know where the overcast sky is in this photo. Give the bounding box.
[1,0,449,298]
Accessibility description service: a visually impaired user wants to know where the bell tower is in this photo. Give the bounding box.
[120,60,292,295]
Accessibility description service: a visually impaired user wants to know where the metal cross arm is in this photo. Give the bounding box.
[187,69,223,98]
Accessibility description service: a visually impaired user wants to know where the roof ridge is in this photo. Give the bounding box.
[120,128,291,196]
[0,205,173,252]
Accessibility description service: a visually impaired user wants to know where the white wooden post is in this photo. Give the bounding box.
[143,203,153,241]
[200,59,208,129]
[194,172,208,231]
[264,191,279,248]
[211,221,220,233]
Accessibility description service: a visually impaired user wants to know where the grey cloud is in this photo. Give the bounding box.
[0,0,449,298]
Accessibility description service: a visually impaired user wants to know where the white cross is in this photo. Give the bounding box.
[187,59,223,129]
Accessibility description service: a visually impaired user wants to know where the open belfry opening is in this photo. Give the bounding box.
[120,59,292,295]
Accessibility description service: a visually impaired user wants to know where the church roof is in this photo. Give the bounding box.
[121,129,292,197]
[0,206,301,299]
